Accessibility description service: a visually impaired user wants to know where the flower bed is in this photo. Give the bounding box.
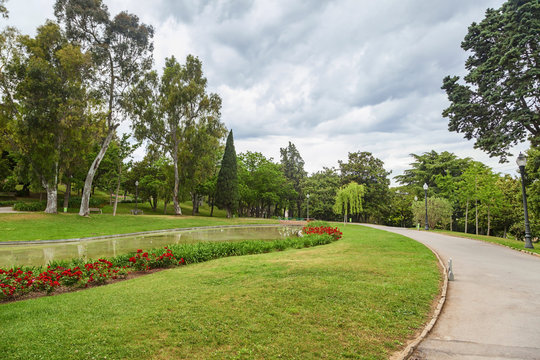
[0,226,341,301]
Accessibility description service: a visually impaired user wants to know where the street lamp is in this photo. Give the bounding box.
[135,180,139,215]
[423,183,429,230]
[516,153,534,249]
[306,193,310,221]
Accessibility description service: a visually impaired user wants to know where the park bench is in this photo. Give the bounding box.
[130,209,143,215]
[89,207,102,214]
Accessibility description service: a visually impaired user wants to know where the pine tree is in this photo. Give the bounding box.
[216,130,238,218]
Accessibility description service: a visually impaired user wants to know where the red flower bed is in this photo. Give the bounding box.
[302,226,343,240]
[0,247,187,301]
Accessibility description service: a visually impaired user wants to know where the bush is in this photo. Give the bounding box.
[59,196,106,209]
[13,201,46,211]
[0,200,16,206]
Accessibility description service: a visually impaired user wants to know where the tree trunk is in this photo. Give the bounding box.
[63,179,71,212]
[79,126,118,216]
[112,163,123,216]
[487,204,491,236]
[226,207,232,218]
[43,161,58,214]
[465,199,469,234]
[475,199,479,235]
[210,196,214,217]
[191,193,199,215]
[164,200,168,215]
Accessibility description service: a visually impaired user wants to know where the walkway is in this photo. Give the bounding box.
[363,224,540,360]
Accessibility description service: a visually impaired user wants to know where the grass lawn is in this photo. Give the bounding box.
[0,225,440,360]
[434,229,540,255]
[0,213,277,242]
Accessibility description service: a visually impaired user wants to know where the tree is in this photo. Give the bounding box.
[442,0,540,161]
[216,130,238,218]
[339,151,391,223]
[280,141,306,217]
[412,197,453,230]
[130,55,223,215]
[0,0,8,18]
[55,0,154,216]
[333,181,365,224]
[12,21,93,213]
[302,168,341,221]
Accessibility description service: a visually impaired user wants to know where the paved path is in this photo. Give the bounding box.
[363,225,540,360]
[0,207,18,213]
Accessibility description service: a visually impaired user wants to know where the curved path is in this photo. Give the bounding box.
[363,224,540,360]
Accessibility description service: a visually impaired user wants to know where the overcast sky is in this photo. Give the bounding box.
[3,0,529,183]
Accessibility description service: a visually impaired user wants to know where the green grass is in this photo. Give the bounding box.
[0,225,441,360]
[0,213,277,242]
[434,229,540,255]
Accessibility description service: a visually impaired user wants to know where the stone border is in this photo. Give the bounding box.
[392,241,449,360]
[0,224,288,246]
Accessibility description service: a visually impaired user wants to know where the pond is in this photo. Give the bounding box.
[0,225,301,268]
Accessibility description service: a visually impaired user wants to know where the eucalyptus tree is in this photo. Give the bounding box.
[55,0,154,216]
[12,22,93,213]
[130,55,223,215]
[280,141,306,217]
[333,181,365,224]
[442,0,540,161]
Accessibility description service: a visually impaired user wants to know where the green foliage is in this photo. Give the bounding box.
[280,141,307,217]
[339,151,391,222]
[412,197,453,230]
[333,181,365,221]
[442,0,540,161]
[302,167,341,221]
[13,201,46,211]
[216,130,238,218]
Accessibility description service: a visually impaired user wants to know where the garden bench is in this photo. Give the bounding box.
[130,209,143,215]
[89,207,102,214]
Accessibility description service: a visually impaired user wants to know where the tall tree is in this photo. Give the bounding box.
[333,181,365,224]
[13,21,93,213]
[339,151,391,223]
[130,55,223,215]
[442,0,540,161]
[216,130,238,218]
[280,141,306,217]
[302,167,341,221]
[55,0,154,216]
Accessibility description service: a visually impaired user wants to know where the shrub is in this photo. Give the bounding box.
[0,200,16,206]
[13,201,46,211]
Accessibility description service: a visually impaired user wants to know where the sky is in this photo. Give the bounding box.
[3,0,529,184]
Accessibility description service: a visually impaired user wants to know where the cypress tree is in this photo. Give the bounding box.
[216,130,238,218]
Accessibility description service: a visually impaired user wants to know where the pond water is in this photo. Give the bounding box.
[0,226,300,268]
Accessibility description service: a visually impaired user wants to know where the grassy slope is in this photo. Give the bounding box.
[0,213,277,242]
[0,225,440,360]
[434,229,540,255]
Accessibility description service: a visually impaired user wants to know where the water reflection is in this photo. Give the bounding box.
[0,226,300,268]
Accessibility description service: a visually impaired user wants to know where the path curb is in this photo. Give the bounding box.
[393,241,449,360]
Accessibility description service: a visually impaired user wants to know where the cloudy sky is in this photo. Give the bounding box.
[3,0,528,183]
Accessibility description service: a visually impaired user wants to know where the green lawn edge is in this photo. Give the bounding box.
[0,225,441,360]
[433,229,540,255]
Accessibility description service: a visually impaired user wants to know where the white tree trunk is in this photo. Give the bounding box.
[79,127,117,216]
[465,199,469,234]
[112,163,122,216]
[43,162,58,214]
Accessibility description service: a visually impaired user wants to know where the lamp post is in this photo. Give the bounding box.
[306,193,310,221]
[135,180,139,215]
[516,153,534,249]
[423,183,429,230]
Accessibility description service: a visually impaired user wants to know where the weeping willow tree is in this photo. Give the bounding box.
[333,182,365,224]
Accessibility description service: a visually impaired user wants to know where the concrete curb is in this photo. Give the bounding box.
[393,241,449,360]
[0,224,288,246]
